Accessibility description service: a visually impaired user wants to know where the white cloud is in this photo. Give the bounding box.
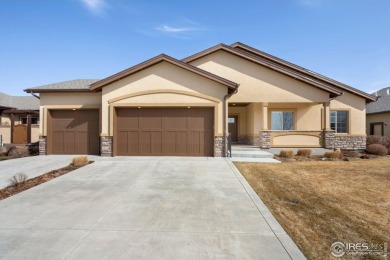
[80,0,108,15]
[155,25,200,33]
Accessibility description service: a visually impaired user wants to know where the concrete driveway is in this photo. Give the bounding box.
[0,156,305,259]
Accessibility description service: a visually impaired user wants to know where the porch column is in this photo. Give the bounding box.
[27,113,31,143]
[323,102,335,149]
[259,102,271,148]
[261,102,268,130]
[10,113,15,143]
[323,102,331,130]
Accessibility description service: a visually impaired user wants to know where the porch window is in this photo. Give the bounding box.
[271,111,294,130]
[330,111,348,133]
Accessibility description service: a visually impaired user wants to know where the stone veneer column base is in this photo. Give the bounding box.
[334,136,366,150]
[39,136,47,155]
[324,130,335,149]
[214,136,227,157]
[100,136,113,157]
[259,131,271,149]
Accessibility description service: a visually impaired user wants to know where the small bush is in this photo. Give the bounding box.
[6,146,22,158]
[279,150,294,158]
[8,173,28,187]
[366,135,390,149]
[366,144,388,156]
[297,149,312,157]
[71,156,89,166]
[324,150,343,159]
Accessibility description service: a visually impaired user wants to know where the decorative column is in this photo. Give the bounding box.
[259,103,271,148]
[323,102,335,149]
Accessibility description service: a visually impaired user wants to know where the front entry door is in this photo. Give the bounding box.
[228,116,238,143]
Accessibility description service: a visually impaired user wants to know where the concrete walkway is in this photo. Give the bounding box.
[0,156,305,259]
[0,155,100,189]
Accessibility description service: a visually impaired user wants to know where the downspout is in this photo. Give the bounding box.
[223,87,238,156]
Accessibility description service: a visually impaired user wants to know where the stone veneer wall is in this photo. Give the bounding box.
[100,136,113,157]
[39,136,47,155]
[236,135,259,146]
[324,131,366,150]
[214,136,227,157]
[259,131,271,149]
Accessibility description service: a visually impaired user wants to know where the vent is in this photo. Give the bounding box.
[387,89,390,95]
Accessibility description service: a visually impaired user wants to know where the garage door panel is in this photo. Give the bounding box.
[52,131,64,154]
[48,110,99,155]
[64,132,76,154]
[115,107,213,156]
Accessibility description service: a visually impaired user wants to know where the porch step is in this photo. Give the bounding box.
[231,145,262,151]
[230,150,274,158]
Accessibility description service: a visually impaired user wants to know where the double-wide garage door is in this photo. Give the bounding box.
[115,107,214,156]
[47,110,99,155]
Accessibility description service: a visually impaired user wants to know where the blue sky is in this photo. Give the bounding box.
[1,0,389,96]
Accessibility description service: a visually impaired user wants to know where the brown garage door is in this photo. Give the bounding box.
[115,107,214,156]
[47,109,99,155]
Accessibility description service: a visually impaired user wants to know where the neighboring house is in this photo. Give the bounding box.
[0,92,40,145]
[366,87,390,138]
[24,42,376,157]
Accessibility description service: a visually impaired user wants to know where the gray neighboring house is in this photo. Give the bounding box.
[366,87,390,137]
[0,92,40,145]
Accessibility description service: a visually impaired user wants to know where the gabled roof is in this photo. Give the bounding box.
[0,92,39,110]
[90,54,239,93]
[183,43,376,102]
[366,87,390,114]
[24,79,99,93]
[230,42,377,102]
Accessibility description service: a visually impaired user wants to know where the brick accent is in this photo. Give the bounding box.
[214,136,227,157]
[39,136,47,155]
[259,131,271,149]
[100,136,113,157]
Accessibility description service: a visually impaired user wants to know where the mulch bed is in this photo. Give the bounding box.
[275,150,381,162]
[0,162,93,201]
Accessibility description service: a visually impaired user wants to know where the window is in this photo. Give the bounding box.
[330,111,348,133]
[20,117,39,125]
[271,111,294,130]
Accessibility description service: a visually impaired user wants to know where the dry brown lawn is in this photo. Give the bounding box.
[235,158,390,260]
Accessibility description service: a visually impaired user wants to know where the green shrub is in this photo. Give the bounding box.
[71,156,89,166]
[279,150,294,158]
[297,149,312,157]
[366,144,388,156]
[324,150,342,159]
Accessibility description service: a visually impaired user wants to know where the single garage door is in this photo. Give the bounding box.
[47,109,99,155]
[115,107,214,156]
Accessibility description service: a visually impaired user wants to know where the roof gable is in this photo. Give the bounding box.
[230,42,376,102]
[90,54,239,93]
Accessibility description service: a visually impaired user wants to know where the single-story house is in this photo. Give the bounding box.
[366,87,390,137]
[0,92,40,145]
[24,42,376,157]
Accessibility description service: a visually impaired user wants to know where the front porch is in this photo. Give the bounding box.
[228,102,366,150]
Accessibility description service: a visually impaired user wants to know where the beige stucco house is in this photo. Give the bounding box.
[24,42,376,157]
[366,87,390,138]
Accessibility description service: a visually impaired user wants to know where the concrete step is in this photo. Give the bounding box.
[231,146,262,151]
[229,157,280,163]
[230,150,274,158]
